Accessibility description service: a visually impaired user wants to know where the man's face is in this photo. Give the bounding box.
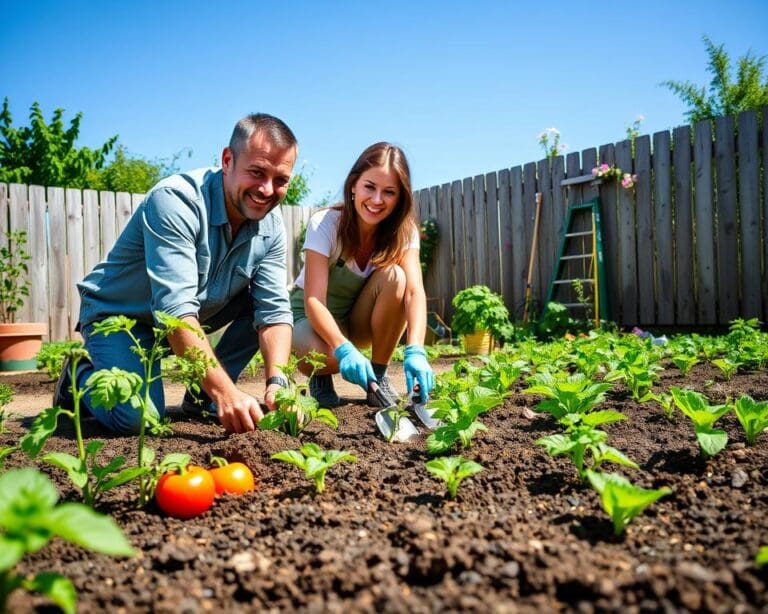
[221,130,296,226]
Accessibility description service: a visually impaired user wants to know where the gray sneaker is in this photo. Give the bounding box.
[309,374,341,408]
[367,375,400,408]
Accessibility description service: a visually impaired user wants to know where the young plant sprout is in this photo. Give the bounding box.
[258,352,338,438]
[425,386,504,454]
[585,470,671,536]
[425,455,483,499]
[711,357,742,381]
[646,391,676,420]
[524,372,612,419]
[731,395,768,445]
[0,467,134,613]
[382,402,412,443]
[757,546,768,567]
[670,353,700,377]
[271,443,356,494]
[670,387,731,457]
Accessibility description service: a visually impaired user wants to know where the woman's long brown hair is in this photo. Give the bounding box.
[337,142,417,268]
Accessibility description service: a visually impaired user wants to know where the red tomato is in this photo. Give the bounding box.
[209,462,256,496]
[155,465,216,519]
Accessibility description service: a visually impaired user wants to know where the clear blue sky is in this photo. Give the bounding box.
[2,0,766,203]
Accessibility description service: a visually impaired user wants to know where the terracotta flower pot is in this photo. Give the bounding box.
[462,330,494,355]
[0,322,47,371]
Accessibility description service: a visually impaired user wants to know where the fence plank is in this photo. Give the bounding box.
[0,184,7,240]
[509,167,526,317]
[522,162,538,314]
[652,131,674,324]
[548,156,566,299]
[497,169,514,313]
[436,183,454,319]
[581,149,599,203]
[66,188,85,337]
[99,191,117,260]
[597,144,620,322]
[536,158,553,314]
[450,180,466,292]
[8,184,30,321]
[713,116,738,323]
[616,139,638,326]
[29,186,49,328]
[82,190,101,279]
[131,192,143,214]
[635,135,655,324]
[693,120,716,324]
[47,188,68,340]
[425,186,440,300]
[116,192,133,237]
[738,110,761,318]
[484,172,501,296]
[673,126,695,324]
[764,107,768,323]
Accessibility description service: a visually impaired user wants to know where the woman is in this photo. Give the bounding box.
[290,142,434,408]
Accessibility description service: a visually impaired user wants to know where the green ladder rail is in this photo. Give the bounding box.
[544,198,608,327]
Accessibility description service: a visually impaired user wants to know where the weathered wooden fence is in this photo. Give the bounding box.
[415,106,768,328]
[3,107,767,341]
[0,183,311,341]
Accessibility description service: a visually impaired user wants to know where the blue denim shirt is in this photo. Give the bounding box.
[78,167,293,330]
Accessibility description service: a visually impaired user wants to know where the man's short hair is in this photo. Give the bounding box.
[229,113,297,157]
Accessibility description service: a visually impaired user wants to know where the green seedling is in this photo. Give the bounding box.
[536,419,638,481]
[586,470,671,536]
[20,348,149,507]
[382,402,412,443]
[426,386,503,454]
[476,353,528,394]
[604,347,662,400]
[259,352,338,437]
[757,546,768,567]
[731,395,768,445]
[425,455,483,499]
[271,443,356,493]
[35,340,83,380]
[244,350,264,378]
[524,371,612,419]
[671,353,700,376]
[711,357,742,381]
[0,467,134,614]
[670,387,731,457]
[645,391,676,420]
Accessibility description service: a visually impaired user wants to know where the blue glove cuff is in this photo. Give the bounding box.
[333,340,353,360]
[404,344,427,358]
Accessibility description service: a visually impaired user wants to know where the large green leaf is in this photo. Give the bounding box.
[44,504,134,557]
[20,406,63,457]
[695,427,728,457]
[41,452,88,489]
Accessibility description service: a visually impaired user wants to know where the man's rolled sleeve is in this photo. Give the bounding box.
[251,219,293,329]
[142,188,203,321]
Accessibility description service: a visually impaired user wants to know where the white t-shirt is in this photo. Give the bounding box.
[292,208,420,289]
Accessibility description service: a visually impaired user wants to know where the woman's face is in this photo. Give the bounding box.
[351,165,401,230]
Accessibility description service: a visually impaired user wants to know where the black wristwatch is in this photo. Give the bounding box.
[266,375,289,388]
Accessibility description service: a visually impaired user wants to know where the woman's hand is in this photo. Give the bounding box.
[403,344,434,399]
[333,341,375,390]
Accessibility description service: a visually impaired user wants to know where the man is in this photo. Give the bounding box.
[53,113,297,434]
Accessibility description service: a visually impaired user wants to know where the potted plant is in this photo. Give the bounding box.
[0,230,47,371]
[450,285,513,355]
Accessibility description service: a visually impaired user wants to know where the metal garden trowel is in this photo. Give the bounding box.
[370,382,418,442]
[408,387,442,430]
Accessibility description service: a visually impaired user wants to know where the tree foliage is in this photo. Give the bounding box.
[0,98,117,188]
[86,146,191,193]
[661,36,768,123]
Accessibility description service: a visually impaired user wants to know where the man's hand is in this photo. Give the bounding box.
[214,389,264,433]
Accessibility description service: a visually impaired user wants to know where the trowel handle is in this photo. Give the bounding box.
[411,383,424,405]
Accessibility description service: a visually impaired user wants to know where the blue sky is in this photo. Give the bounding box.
[2,0,767,203]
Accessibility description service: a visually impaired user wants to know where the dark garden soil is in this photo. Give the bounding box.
[2,360,768,613]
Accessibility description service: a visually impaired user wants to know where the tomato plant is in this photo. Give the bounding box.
[209,457,255,495]
[155,465,216,519]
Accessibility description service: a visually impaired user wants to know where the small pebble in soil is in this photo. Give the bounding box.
[731,469,749,488]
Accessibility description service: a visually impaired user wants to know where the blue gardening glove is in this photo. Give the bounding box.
[333,341,376,391]
[403,344,434,400]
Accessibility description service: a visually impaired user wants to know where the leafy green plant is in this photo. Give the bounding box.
[451,285,514,343]
[524,371,612,420]
[536,419,638,481]
[21,347,149,507]
[604,346,663,400]
[244,350,264,378]
[381,403,412,443]
[425,455,483,499]
[585,470,671,536]
[0,467,134,614]
[710,357,742,381]
[537,302,575,339]
[271,443,356,494]
[0,230,31,324]
[731,395,768,445]
[670,387,731,457]
[259,352,338,437]
[426,386,504,454]
[646,391,676,420]
[36,340,84,380]
[671,353,700,376]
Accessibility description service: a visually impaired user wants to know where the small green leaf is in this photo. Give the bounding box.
[695,427,728,457]
[0,535,26,571]
[20,406,63,457]
[271,450,306,469]
[258,411,286,431]
[44,504,135,557]
[100,466,149,491]
[41,452,89,489]
[87,368,143,411]
[24,572,77,614]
